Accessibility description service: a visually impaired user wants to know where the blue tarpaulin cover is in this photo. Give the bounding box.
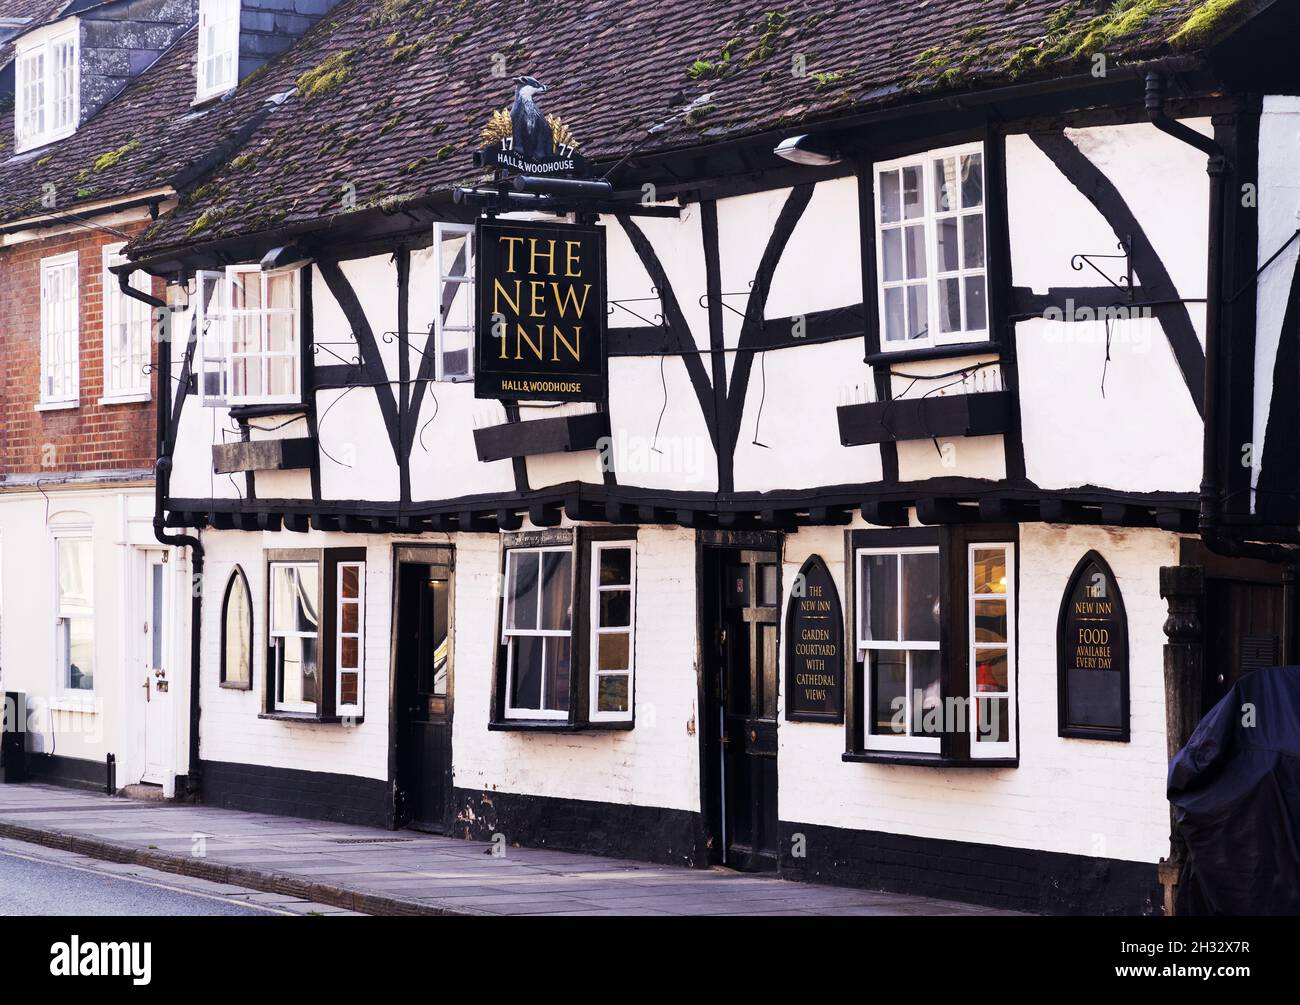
[1169,665,1300,915]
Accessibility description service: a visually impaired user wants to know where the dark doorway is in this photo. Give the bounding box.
[1184,540,1287,716]
[701,545,780,871]
[1203,578,1284,713]
[394,551,454,832]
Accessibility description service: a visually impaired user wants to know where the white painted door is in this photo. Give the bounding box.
[141,551,171,785]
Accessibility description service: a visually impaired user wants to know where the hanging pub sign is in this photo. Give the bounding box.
[474,218,607,402]
[785,555,845,722]
[475,76,591,178]
[1057,550,1130,741]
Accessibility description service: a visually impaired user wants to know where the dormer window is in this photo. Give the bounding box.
[14,23,79,152]
[196,0,240,101]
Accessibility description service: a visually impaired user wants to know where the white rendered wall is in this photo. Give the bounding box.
[1008,122,1207,493]
[0,486,191,792]
[451,526,702,813]
[779,521,1176,865]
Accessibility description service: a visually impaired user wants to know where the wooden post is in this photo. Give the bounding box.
[1157,564,1204,916]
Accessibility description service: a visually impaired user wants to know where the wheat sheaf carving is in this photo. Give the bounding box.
[478,107,580,150]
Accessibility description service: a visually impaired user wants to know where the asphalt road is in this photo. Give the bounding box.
[0,848,284,916]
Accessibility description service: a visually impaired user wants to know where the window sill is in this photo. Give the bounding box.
[35,400,78,412]
[257,711,363,725]
[191,88,235,110]
[489,719,634,733]
[865,341,999,366]
[98,393,151,406]
[219,680,252,691]
[229,402,308,420]
[842,750,1018,768]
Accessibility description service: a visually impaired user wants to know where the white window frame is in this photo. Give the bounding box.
[38,251,79,408]
[335,560,365,718]
[198,266,302,406]
[196,269,228,405]
[101,243,153,403]
[501,545,573,721]
[856,546,942,754]
[968,542,1016,759]
[874,141,989,352]
[52,530,95,700]
[14,22,79,152]
[269,561,320,714]
[588,541,636,723]
[432,222,475,382]
[196,0,240,102]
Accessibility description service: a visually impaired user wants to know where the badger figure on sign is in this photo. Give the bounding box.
[510,75,554,161]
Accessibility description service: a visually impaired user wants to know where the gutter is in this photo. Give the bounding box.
[1144,71,1300,660]
[0,191,171,238]
[119,272,205,800]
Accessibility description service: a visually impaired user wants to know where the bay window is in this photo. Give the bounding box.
[15,24,78,151]
[39,252,79,406]
[101,244,152,401]
[198,266,302,406]
[493,529,638,729]
[848,526,1016,763]
[874,142,988,350]
[265,549,364,721]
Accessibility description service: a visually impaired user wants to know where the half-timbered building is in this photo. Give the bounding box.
[113,0,1300,913]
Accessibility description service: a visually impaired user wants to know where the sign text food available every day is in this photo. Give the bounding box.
[475,219,607,402]
[1057,551,1130,740]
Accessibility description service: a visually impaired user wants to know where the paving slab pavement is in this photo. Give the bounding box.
[0,783,1023,917]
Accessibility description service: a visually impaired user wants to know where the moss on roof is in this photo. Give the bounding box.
[296,50,356,101]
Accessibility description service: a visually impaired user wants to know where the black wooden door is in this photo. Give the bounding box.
[704,548,780,871]
[395,562,453,831]
[1203,577,1284,714]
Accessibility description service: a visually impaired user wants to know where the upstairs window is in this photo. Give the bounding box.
[197,266,302,407]
[15,24,78,151]
[39,251,79,406]
[101,244,153,402]
[431,222,475,382]
[197,0,240,101]
[874,142,988,351]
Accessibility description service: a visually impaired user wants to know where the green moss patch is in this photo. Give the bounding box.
[92,139,139,173]
[1170,0,1251,48]
[296,50,355,101]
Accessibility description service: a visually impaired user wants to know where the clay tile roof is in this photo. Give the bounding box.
[118,0,1265,259]
[0,0,73,67]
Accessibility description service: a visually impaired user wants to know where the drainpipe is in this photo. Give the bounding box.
[120,273,205,799]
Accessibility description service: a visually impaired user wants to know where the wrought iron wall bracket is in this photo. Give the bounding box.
[1070,236,1134,301]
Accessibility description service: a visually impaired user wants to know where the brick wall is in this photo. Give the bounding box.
[0,222,159,477]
